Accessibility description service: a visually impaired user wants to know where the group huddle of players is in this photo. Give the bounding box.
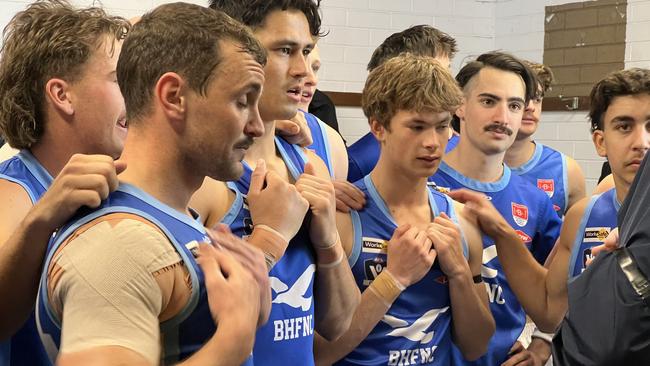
[0,1,648,366]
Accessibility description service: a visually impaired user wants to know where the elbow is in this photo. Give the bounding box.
[459,319,495,361]
[317,292,359,342]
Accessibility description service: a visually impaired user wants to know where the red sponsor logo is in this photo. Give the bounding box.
[435,275,449,285]
[512,203,529,227]
[537,179,555,198]
[553,204,561,212]
[515,230,532,244]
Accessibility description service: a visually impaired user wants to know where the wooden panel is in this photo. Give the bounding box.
[543,96,591,111]
[323,91,362,107]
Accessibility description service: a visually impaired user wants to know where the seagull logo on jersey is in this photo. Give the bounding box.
[482,245,506,304]
[382,307,450,344]
[511,203,528,227]
[481,245,498,279]
[537,179,555,198]
[270,264,315,311]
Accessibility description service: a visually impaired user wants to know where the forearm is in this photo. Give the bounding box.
[449,274,494,360]
[178,318,256,366]
[492,224,554,327]
[314,271,400,365]
[313,243,360,340]
[0,210,54,339]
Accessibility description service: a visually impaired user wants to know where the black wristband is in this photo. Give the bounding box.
[472,275,483,283]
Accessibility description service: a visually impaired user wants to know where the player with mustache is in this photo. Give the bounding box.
[430,52,562,366]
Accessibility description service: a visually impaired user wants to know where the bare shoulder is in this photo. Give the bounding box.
[190,176,234,227]
[323,123,348,180]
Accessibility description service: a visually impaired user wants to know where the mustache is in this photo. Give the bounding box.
[484,124,513,136]
[234,137,254,150]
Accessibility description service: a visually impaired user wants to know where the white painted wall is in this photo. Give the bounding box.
[1,0,649,190]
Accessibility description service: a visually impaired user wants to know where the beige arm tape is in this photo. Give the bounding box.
[248,225,288,269]
[49,215,182,365]
[367,269,405,308]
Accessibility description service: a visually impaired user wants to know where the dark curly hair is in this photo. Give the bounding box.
[209,0,323,37]
[589,68,650,133]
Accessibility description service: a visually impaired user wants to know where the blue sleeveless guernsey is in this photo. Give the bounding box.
[336,175,468,366]
[568,188,620,279]
[431,161,561,366]
[35,183,240,365]
[510,143,568,216]
[223,136,316,366]
[304,110,334,177]
[0,150,53,366]
[347,133,459,183]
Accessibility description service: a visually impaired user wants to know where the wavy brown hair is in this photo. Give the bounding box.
[524,60,555,97]
[362,54,463,130]
[0,0,129,149]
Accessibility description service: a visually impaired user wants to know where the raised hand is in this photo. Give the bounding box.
[247,159,309,241]
[386,225,437,287]
[196,242,260,336]
[333,180,366,212]
[426,213,470,279]
[31,154,126,231]
[295,161,338,249]
[208,225,271,326]
[447,189,512,240]
[275,111,313,147]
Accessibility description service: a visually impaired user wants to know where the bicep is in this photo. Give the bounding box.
[566,158,586,209]
[324,124,348,181]
[454,201,482,276]
[0,180,33,245]
[335,210,354,258]
[52,217,180,364]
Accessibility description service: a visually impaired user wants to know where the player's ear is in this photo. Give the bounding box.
[592,129,607,158]
[156,72,187,130]
[370,119,387,142]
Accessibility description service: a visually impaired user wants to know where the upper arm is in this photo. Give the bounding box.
[323,124,348,181]
[335,210,354,258]
[546,198,589,318]
[453,201,482,277]
[0,179,34,245]
[50,215,183,365]
[566,157,586,210]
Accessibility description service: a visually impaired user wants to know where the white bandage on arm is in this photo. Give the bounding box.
[49,215,182,365]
